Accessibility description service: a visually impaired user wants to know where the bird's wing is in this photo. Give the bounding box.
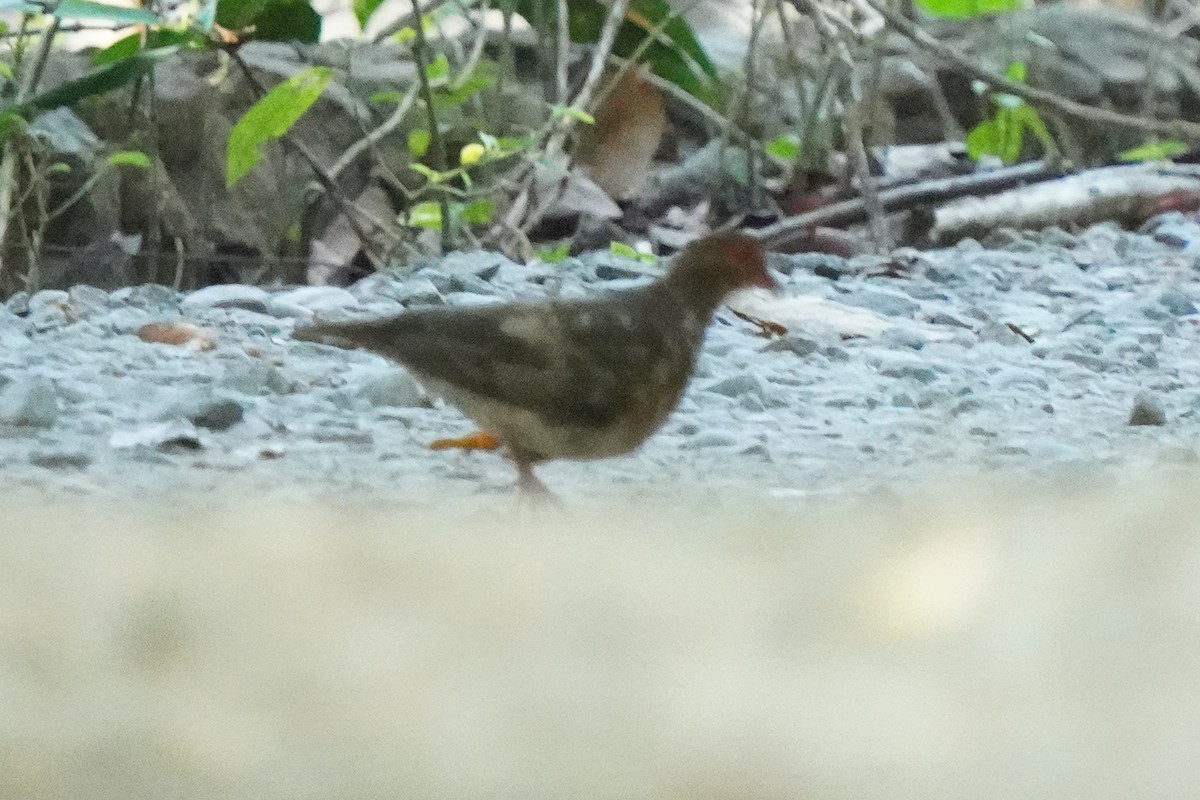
[295,289,684,429]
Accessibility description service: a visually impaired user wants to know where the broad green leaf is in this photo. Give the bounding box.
[19,47,177,113]
[353,0,385,28]
[459,142,485,165]
[536,242,570,263]
[765,135,801,160]
[253,0,321,42]
[1119,140,1190,162]
[424,54,450,81]
[54,0,158,24]
[108,150,150,168]
[1004,61,1026,82]
[551,104,595,124]
[91,28,197,66]
[0,62,12,82]
[393,26,417,44]
[913,0,1023,18]
[409,201,442,229]
[408,128,430,157]
[226,65,331,188]
[215,0,267,29]
[610,241,656,262]
[0,110,26,144]
[456,199,494,224]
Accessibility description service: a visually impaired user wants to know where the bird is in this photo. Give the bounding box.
[292,231,777,495]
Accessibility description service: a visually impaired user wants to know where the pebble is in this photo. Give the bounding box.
[840,287,920,318]
[182,284,272,313]
[222,362,291,395]
[1128,394,1167,426]
[1158,288,1197,317]
[0,376,59,427]
[356,369,427,408]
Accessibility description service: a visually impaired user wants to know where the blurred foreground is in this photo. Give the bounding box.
[3,473,1199,799]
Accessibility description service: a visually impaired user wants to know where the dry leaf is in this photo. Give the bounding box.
[577,67,666,201]
[137,322,217,351]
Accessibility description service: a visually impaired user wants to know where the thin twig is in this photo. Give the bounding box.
[409,0,453,253]
[329,84,419,181]
[555,0,570,105]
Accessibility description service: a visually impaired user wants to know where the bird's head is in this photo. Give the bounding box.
[664,232,779,312]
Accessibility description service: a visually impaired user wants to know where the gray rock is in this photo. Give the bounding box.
[840,287,920,318]
[928,312,972,328]
[112,284,181,311]
[1129,394,1167,426]
[877,357,939,385]
[182,285,272,313]
[27,290,69,329]
[977,322,1026,345]
[65,284,111,320]
[187,398,245,431]
[762,334,821,357]
[29,449,92,469]
[356,369,427,408]
[0,376,60,427]
[1158,288,1196,316]
[680,431,739,449]
[5,291,29,316]
[703,373,782,407]
[271,286,359,316]
[222,362,291,395]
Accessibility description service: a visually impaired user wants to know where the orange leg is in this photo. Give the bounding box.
[429,431,503,451]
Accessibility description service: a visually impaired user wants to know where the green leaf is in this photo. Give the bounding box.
[408,128,430,157]
[252,0,321,43]
[215,0,267,29]
[424,54,450,81]
[393,26,416,44]
[226,65,331,188]
[765,134,801,160]
[0,110,26,145]
[1119,140,1190,162]
[536,242,570,263]
[610,241,657,262]
[456,199,494,225]
[18,47,177,114]
[107,150,150,168]
[1004,61,1027,83]
[459,142,485,165]
[353,0,384,28]
[54,0,158,24]
[91,28,198,66]
[551,104,595,124]
[409,201,442,229]
[913,0,1023,18]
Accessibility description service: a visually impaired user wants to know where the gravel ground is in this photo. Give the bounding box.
[4,216,1200,505]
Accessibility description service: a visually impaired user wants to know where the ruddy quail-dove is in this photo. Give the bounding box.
[293,231,777,494]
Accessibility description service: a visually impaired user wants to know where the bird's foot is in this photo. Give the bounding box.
[430,431,503,452]
[515,462,560,506]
